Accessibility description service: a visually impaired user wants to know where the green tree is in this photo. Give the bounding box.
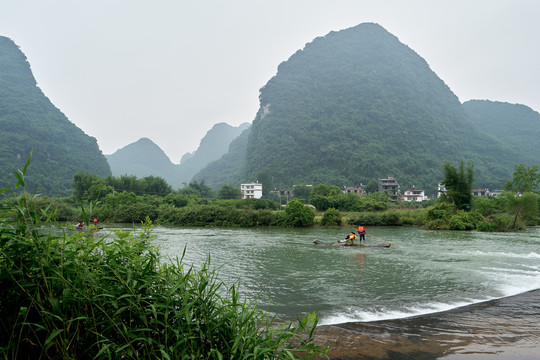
[321,208,342,226]
[72,172,106,201]
[504,164,540,194]
[364,179,378,194]
[218,184,242,199]
[292,184,312,203]
[309,184,345,211]
[503,192,539,229]
[180,180,215,198]
[441,162,474,211]
[283,198,315,227]
[140,176,172,195]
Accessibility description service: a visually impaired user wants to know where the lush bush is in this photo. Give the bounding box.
[491,213,525,231]
[163,193,190,207]
[321,208,342,226]
[282,199,315,227]
[448,211,477,230]
[212,198,280,210]
[476,220,498,232]
[425,202,455,222]
[0,163,328,359]
[472,196,507,216]
[159,205,284,227]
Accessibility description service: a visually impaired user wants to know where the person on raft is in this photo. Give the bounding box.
[357,225,366,244]
[346,232,357,244]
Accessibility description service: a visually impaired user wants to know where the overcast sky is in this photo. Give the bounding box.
[1,1,539,163]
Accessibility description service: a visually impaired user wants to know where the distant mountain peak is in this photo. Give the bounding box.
[106,123,249,188]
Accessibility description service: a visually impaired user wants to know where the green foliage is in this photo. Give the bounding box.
[364,179,379,194]
[282,199,315,227]
[179,180,215,198]
[292,184,313,202]
[502,192,539,228]
[218,184,242,199]
[73,173,173,202]
[163,193,190,207]
[159,206,283,227]
[321,208,342,226]
[441,161,474,211]
[346,210,404,226]
[309,184,345,211]
[504,164,540,194]
[472,196,508,217]
[448,211,478,230]
[213,198,280,210]
[0,158,328,359]
[424,202,456,229]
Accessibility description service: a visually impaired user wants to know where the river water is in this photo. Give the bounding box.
[126,225,540,359]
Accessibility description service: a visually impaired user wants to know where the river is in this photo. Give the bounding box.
[116,225,540,359]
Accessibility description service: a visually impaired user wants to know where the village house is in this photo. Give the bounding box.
[401,189,428,202]
[438,184,503,198]
[240,183,262,199]
[472,188,489,197]
[378,176,400,202]
[343,186,365,196]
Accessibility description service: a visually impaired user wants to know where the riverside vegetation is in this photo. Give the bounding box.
[0,155,329,359]
[11,155,540,232]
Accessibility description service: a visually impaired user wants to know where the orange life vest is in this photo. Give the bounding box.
[357,226,365,234]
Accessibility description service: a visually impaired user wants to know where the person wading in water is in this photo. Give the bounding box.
[357,225,366,244]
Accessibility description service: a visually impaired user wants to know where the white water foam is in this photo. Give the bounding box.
[318,298,490,325]
[464,250,540,259]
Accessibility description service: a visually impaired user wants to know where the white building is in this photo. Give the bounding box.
[241,183,263,199]
[401,189,428,202]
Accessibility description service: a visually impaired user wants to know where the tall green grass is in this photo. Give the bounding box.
[0,154,328,359]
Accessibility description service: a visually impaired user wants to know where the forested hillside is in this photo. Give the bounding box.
[0,36,110,196]
[107,123,249,188]
[463,100,539,165]
[196,23,524,193]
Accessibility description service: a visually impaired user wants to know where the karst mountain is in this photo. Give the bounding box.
[194,23,536,193]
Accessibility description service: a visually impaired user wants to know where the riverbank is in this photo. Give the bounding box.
[311,289,540,359]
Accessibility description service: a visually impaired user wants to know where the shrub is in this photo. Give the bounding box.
[425,218,449,230]
[425,202,455,221]
[381,211,401,226]
[282,199,315,227]
[321,208,342,226]
[476,221,498,232]
[448,211,476,230]
[347,212,382,226]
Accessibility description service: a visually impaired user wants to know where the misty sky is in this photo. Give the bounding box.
[1,1,539,163]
